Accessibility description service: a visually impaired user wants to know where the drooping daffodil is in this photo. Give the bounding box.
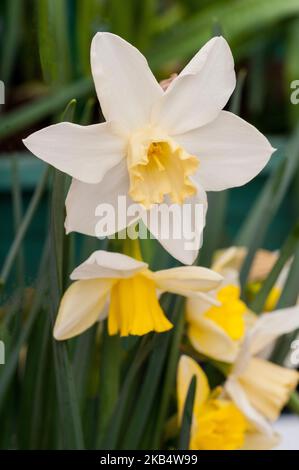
[177,355,279,450]
[23,33,274,264]
[53,250,222,339]
[224,306,299,424]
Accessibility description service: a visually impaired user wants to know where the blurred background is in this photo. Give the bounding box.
[1,0,299,284]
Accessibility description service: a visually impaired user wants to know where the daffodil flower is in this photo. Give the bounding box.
[53,250,222,339]
[186,264,249,363]
[225,306,299,425]
[23,33,274,264]
[177,355,278,450]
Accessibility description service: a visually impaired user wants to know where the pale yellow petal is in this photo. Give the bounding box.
[54,279,114,340]
[177,355,210,422]
[239,357,299,421]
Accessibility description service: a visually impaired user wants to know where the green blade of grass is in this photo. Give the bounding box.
[237,121,299,288]
[249,222,299,313]
[151,308,185,448]
[99,336,153,449]
[0,0,22,84]
[97,323,122,442]
[178,376,196,450]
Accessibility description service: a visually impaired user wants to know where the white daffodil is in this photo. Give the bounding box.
[23,33,274,264]
[225,306,299,428]
[53,250,222,339]
[177,355,279,450]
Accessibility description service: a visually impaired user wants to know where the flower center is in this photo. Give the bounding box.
[127,127,199,208]
[191,399,247,450]
[204,285,247,340]
[108,273,173,336]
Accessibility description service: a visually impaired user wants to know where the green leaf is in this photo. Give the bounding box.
[148,0,299,69]
[97,323,122,444]
[0,0,22,84]
[37,0,72,86]
[237,121,299,288]
[249,222,299,313]
[99,336,153,450]
[178,376,196,450]
[121,296,184,450]
[0,77,92,140]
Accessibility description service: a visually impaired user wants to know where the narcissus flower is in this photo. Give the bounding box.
[225,306,299,424]
[23,33,274,264]
[177,355,278,450]
[186,264,250,363]
[53,250,222,339]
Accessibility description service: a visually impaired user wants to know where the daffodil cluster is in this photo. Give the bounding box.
[22,32,298,451]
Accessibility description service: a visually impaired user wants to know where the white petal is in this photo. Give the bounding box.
[65,159,141,237]
[23,122,125,184]
[70,250,147,280]
[152,37,235,134]
[54,279,113,340]
[175,111,274,191]
[142,185,207,265]
[247,305,299,356]
[91,32,162,133]
[151,266,222,296]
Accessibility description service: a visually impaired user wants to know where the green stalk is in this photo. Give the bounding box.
[152,309,185,448]
[249,222,299,313]
[178,376,196,450]
[97,323,122,441]
[121,296,184,450]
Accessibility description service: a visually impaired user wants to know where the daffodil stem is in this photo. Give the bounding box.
[97,322,121,444]
[152,305,185,448]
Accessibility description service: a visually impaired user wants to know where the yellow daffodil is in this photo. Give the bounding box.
[186,268,249,362]
[177,355,279,450]
[23,33,274,264]
[53,250,222,340]
[225,306,299,424]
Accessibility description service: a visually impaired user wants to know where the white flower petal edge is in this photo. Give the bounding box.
[70,250,148,280]
[91,32,163,133]
[65,159,140,237]
[152,37,236,134]
[142,184,207,265]
[23,122,125,184]
[175,111,275,191]
[246,305,299,359]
